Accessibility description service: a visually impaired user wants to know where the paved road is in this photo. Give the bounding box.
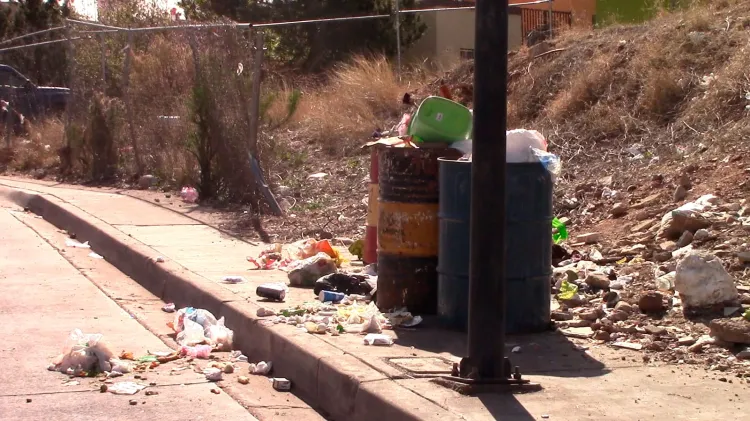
[0,196,321,421]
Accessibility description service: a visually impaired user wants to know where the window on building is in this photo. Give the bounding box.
[459,48,475,60]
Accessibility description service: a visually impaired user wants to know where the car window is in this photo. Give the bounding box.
[0,68,27,87]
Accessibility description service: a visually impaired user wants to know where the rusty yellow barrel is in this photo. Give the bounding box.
[376,146,460,314]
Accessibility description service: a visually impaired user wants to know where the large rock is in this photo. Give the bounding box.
[138,174,156,189]
[585,272,611,289]
[658,205,712,240]
[709,318,750,344]
[674,251,739,309]
[638,291,666,313]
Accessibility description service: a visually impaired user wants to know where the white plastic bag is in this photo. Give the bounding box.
[530,147,561,182]
[108,381,146,395]
[363,334,394,346]
[206,317,234,351]
[287,253,337,287]
[51,329,114,375]
[176,318,207,347]
[507,129,547,162]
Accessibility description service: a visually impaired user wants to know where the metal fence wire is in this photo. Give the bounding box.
[0,0,563,196]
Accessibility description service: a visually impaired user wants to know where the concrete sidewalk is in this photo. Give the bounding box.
[1,176,747,421]
[0,194,261,420]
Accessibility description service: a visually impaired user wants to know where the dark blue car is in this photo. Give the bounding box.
[0,64,69,119]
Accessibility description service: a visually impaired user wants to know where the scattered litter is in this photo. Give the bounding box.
[249,361,272,375]
[171,307,234,351]
[511,346,522,354]
[319,290,346,303]
[272,377,291,391]
[222,276,246,284]
[88,252,104,259]
[162,303,176,313]
[230,350,248,362]
[65,239,90,249]
[210,388,221,394]
[552,217,568,244]
[108,382,146,395]
[257,307,277,317]
[145,390,159,396]
[560,327,594,339]
[314,273,375,296]
[110,359,132,374]
[256,283,287,301]
[248,238,346,271]
[612,342,643,351]
[557,280,578,301]
[153,256,165,263]
[400,315,423,328]
[62,380,79,386]
[179,345,212,359]
[287,253,337,287]
[362,314,383,334]
[307,172,328,179]
[206,317,234,351]
[238,376,250,385]
[203,367,223,382]
[363,334,394,346]
[176,318,208,347]
[180,186,198,203]
[49,329,115,376]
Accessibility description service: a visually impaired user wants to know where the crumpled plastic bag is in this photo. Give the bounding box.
[176,318,207,347]
[530,147,561,182]
[206,317,234,351]
[557,280,579,301]
[287,253,337,287]
[50,329,114,375]
[171,307,218,334]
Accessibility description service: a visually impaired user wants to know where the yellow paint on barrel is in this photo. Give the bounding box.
[378,201,439,257]
[366,183,379,227]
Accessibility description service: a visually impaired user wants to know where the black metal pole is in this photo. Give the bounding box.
[465,0,509,380]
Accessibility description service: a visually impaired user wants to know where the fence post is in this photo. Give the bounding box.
[394,0,402,80]
[122,30,144,174]
[99,33,107,85]
[548,0,554,38]
[64,23,76,149]
[4,102,12,149]
[247,30,264,158]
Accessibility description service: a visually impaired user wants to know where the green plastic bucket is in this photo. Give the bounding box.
[408,96,473,143]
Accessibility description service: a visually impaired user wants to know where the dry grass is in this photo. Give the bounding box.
[6,119,65,172]
[291,56,424,155]
[494,0,750,158]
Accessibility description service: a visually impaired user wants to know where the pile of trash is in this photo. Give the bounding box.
[257,287,421,346]
[247,238,346,277]
[48,329,128,377]
[168,307,235,356]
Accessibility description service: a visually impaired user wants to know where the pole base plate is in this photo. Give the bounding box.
[431,376,542,395]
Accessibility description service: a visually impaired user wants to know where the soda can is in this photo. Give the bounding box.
[318,290,345,303]
[256,283,286,301]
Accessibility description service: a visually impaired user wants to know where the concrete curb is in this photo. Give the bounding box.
[0,185,462,421]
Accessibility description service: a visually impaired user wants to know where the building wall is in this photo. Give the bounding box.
[405,9,523,69]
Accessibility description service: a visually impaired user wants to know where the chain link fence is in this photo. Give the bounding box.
[0,0,557,207]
